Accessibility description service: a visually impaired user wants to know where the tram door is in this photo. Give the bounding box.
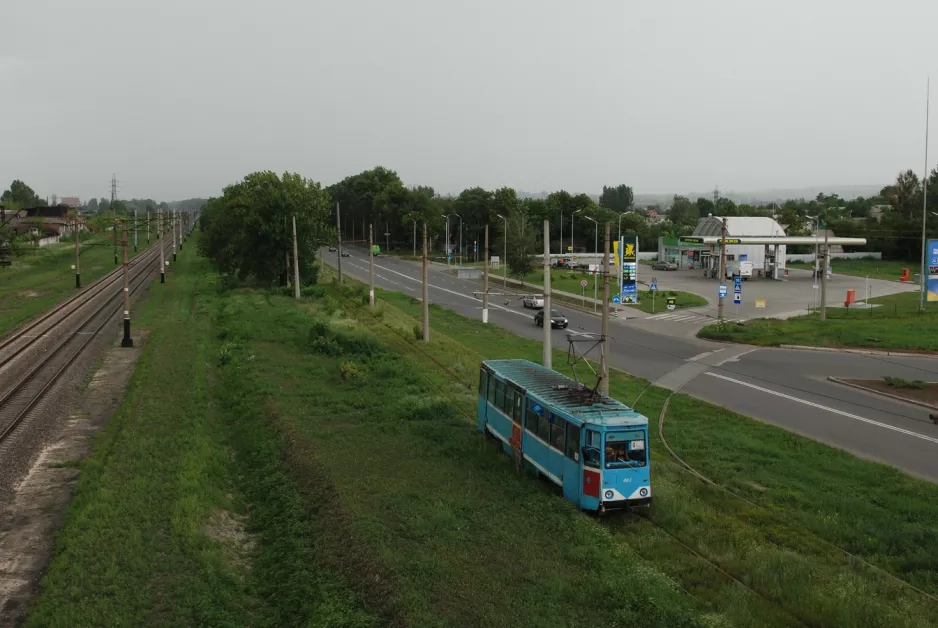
[581,429,601,499]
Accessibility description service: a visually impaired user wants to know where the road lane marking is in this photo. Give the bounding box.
[703,372,938,445]
[715,348,758,367]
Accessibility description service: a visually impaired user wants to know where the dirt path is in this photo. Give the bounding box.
[0,331,147,626]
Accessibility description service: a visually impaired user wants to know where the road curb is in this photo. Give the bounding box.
[827,377,938,410]
[780,344,938,359]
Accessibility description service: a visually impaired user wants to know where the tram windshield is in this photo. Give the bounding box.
[604,431,647,468]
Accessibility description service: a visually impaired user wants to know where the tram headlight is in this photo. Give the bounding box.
[639,488,648,497]
[604,490,614,499]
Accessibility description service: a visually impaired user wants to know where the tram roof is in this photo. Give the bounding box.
[482,359,647,427]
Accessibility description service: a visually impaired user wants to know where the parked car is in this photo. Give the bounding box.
[652,260,678,271]
[522,295,544,309]
[534,308,568,329]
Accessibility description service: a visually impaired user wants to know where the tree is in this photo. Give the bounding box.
[599,184,634,213]
[86,198,98,212]
[500,207,539,276]
[668,195,698,227]
[198,171,332,285]
[1,180,45,208]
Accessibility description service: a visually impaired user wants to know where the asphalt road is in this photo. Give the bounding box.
[325,247,938,483]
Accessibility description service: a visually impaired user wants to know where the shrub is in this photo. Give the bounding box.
[339,361,362,380]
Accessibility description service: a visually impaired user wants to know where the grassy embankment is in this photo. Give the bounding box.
[28,249,938,627]
[0,233,153,337]
[787,258,910,281]
[698,291,938,352]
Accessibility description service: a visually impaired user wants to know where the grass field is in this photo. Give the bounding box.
[28,248,938,627]
[0,234,154,337]
[698,291,938,351]
[787,258,911,281]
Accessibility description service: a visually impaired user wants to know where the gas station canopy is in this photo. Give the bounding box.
[678,235,867,246]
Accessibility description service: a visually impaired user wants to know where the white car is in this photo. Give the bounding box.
[522,295,544,309]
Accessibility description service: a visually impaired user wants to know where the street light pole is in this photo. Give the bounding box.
[920,76,931,312]
[454,213,463,266]
[571,209,581,254]
[444,214,450,270]
[498,213,508,287]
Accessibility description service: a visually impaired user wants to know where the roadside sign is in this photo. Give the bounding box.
[666,297,676,310]
[733,292,741,304]
[581,279,588,288]
[755,299,767,309]
[734,275,741,287]
[718,284,728,298]
[567,246,573,252]
[612,295,621,304]
[650,282,658,292]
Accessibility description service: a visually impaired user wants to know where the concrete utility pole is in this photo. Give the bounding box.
[120,221,133,348]
[146,208,150,245]
[820,225,829,321]
[422,221,430,342]
[172,209,177,262]
[920,76,931,312]
[134,209,138,252]
[74,213,81,289]
[482,224,489,324]
[368,223,376,307]
[600,222,611,397]
[113,218,118,265]
[159,211,165,283]
[336,202,343,285]
[542,219,552,369]
[717,216,727,320]
[292,215,300,299]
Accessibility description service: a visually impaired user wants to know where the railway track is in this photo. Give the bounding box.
[0,239,167,445]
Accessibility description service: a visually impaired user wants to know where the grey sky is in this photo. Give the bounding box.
[3,0,937,203]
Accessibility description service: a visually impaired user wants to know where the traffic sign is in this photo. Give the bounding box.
[718,284,728,298]
[580,279,588,288]
[733,292,741,304]
[612,295,621,304]
[666,297,676,311]
[650,282,658,292]
[733,275,742,287]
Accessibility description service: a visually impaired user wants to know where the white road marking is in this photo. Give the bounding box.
[687,348,725,362]
[703,372,938,445]
[715,347,758,367]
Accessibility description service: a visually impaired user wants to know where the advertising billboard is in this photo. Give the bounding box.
[620,235,639,304]
[928,239,938,302]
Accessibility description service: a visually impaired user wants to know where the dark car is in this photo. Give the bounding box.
[534,308,568,329]
[341,251,351,257]
[652,260,677,271]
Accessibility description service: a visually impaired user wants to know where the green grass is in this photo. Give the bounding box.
[31,250,938,627]
[787,258,911,281]
[0,234,155,337]
[698,291,938,351]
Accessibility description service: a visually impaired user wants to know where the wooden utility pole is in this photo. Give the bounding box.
[820,224,829,321]
[120,221,133,347]
[292,215,300,299]
[542,219,552,369]
[422,221,430,342]
[600,222,611,396]
[369,223,376,307]
[74,213,81,289]
[717,216,728,320]
[336,202,343,284]
[482,224,489,324]
[159,211,165,283]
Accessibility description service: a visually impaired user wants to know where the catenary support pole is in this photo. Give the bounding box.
[113,218,118,265]
[482,223,489,324]
[336,202,343,285]
[717,216,727,320]
[600,222,611,396]
[820,225,829,321]
[542,219,552,369]
[172,209,177,262]
[147,208,150,245]
[134,209,138,252]
[422,221,430,342]
[369,223,375,307]
[292,214,300,299]
[120,221,133,347]
[159,211,165,283]
[74,213,80,289]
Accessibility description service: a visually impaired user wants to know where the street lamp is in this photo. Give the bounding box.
[584,216,598,254]
[559,209,564,256]
[454,212,463,266]
[442,214,449,269]
[413,220,417,257]
[497,213,508,287]
[571,209,581,254]
[806,215,820,279]
[618,212,624,244]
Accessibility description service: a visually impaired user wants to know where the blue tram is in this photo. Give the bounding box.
[477,359,651,512]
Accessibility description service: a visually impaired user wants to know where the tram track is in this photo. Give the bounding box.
[0,239,166,446]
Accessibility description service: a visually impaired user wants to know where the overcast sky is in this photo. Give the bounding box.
[3,0,937,203]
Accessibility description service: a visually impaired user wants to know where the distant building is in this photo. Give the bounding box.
[692,215,787,270]
[644,209,665,224]
[59,196,80,208]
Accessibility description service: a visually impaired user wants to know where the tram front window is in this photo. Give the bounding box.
[605,432,647,468]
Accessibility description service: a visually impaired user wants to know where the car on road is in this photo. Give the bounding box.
[651,260,678,271]
[522,295,544,309]
[328,246,337,252]
[341,251,351,257]
[534,308,568,329]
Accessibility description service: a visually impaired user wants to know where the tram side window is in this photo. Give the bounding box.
[503,386,514,417]
[565,423,580,460]
[583,429,601,468]
[537,414,551,442]
[493,379,504,410]
[478,370,487,396]
[513,390,523,424]
[549,413,565,451]
[525,400,540,433]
